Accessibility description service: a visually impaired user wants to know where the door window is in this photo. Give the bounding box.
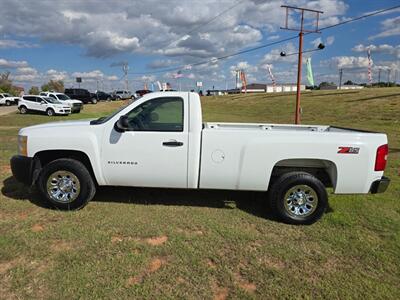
[125,97,183,132]
[23,96,36,102]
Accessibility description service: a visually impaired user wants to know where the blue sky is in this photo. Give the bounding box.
[0,0,399,91]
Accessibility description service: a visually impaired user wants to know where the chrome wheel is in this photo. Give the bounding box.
[46,171,80,203]
[284,185,318,218]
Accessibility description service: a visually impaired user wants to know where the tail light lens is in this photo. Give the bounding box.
[375,144,388,171]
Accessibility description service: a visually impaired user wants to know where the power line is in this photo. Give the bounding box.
[128,4,400,76]
[162,0,243,51]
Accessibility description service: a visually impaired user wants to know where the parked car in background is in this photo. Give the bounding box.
[0,93,19,106]
[135,90,152,98]
[65,88,97,104]
[18,95,71,116]
[94,91,114,101]
[40,92,83,113]
[113,90,132,100]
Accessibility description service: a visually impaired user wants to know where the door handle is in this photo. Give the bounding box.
[162,140,183,147]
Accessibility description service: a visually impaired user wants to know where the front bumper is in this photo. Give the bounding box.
[10,155,33,185]
[55,109,71,114]
[370,176,390,194]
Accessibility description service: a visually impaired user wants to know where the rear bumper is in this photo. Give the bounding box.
[370,176,390,194]
[10,155,33,185]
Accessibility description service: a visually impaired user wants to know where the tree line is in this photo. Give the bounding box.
[0,71,64,95]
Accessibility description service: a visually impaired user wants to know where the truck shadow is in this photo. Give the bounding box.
[1,176,278,221]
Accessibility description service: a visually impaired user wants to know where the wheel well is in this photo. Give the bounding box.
[270,159,337,190]
[34,150,97,184]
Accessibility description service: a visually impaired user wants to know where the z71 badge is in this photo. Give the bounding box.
[338,147,360,154]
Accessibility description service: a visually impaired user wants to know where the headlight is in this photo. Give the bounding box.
[18,135,28,156]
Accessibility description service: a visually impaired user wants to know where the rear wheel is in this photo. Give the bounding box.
[5,100,11,106]
[19,106,28,114]
[268,172,328,225]
[37,158,96,210]
[91,98,97,104]
[46,108,55,116]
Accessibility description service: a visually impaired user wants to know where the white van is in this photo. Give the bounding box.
[18,95,71,116]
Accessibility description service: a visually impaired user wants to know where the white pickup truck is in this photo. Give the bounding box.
[0,93,19,106]
[10,92,390,224]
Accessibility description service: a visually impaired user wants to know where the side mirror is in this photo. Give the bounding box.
[41,101,46,104]
[114,115,129,132]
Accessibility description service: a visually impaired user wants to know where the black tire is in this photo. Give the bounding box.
[37,158,96,210]
[46,108,55,116]
[19,106,28,114]
[268,172,328,225]
[5,100,11,106]
[91,98,97,104]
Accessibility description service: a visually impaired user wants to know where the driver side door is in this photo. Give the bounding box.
[101,96,189,188]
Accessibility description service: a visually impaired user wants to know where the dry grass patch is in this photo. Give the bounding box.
[125,257,167,287]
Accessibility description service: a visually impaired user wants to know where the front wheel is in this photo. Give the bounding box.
[19,106,28,114]
[91,98,97,104]
[5,100,11,106]
[46,108,55,116]
[37,158,96,210]
[268,172,328,225]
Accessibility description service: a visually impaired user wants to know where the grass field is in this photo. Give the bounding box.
[1,88,399,299]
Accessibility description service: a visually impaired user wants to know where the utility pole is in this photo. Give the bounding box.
[281,6,323,124]
[339,68,343,90]
[122,62,129,91]
[378,68,381,84]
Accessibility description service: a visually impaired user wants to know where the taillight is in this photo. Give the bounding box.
[375,144,388,171]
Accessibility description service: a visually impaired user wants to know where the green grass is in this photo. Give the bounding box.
[0,89,399,299]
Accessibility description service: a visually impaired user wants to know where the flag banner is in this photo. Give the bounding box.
[173,70,184,79]
[367,49,372,84]
[267,66,276,88]
[306,57,314,86]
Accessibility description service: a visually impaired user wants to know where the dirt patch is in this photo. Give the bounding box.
[177,228,204,237]
[31,224,44,232]
[18,211,29,220]
[145,235,168,246]
[263,256,285,270]
[111,236,124,243]
[125,257,167,287]
[0,258,21,274]
[50,240,73,252]
[234,273,256,293]
[148,257,165,272]
[213,284,229,300]
[0,164,11,174]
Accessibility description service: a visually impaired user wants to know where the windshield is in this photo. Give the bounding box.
[44,97,62,104]
[56,94,70,100]
[90,103,129,125]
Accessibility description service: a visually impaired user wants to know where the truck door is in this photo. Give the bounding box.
[102,96,189,188]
